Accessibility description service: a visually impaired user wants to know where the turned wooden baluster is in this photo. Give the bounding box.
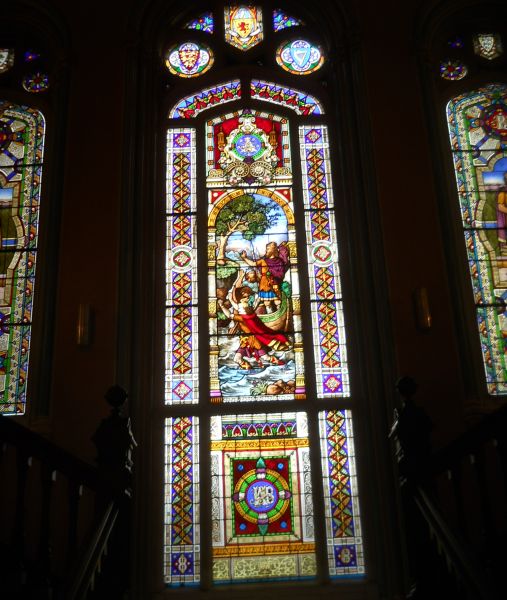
[67,479,82,569]
[12,448,30,562]
[38,463,55,581]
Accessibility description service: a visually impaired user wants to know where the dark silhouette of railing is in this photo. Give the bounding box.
[0,385,135,599]
[391,377,507,599]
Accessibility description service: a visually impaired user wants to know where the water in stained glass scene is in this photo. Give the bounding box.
[211,412,316,583]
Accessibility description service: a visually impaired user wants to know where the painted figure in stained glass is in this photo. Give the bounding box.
[224,6,263,51]
[218,267,290,370]
[240,240,290,314]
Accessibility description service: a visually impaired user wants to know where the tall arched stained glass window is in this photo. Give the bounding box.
[447,84,507,394]
[0,102,45,414]
[162,5,364,587]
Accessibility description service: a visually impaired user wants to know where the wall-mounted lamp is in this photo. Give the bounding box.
[77,303,92,346]
[413,287,432,331]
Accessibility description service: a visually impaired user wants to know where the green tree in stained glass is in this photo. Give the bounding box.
[215,193,279,264]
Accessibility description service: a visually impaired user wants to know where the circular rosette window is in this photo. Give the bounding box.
[22,72,50,93]
[232,457,292,536]
[165,41,214,78]
[276,39,324,75]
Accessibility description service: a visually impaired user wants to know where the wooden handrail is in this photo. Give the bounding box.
[427,404,507,477]
[391,377,506,598]
[0,385,135,599]
[414,486,497,600]
[64,500,119,600]
[0,415,100,489]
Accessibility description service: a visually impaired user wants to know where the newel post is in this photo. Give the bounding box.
[90,385,137,596]
[92,385,137,504]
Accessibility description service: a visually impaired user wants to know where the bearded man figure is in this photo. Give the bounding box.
[240,241,290,313]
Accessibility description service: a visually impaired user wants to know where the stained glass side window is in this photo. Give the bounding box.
[0,102,45,415]
[250,79,324,116]
[211,412,316,583]
[447,84,507,394]
[164,416,201,585]
[318,410,364,576]
[165,129,199,405]
[0,49,14,74]
[299,125,350,397]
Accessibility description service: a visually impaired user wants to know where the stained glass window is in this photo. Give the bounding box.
[224,6,263,51]
[165,129,199,405]
[0,102,45,414]
[163,7,364,588]
[164,416,200,584]
[186,13,214,34]
[447,84,507,394]
[169,80,241,119]
[276,40,324,75]
[300,126,349,397]
[473,33,503,60]
[211,412,316,582]
[250,80,323,115]
[165,42,214,78]
[439,59,467,80]
[23,50,40,62]
[273,10,303,32]
[0,49,14,74]
[21,72,49,93]
[447,36,464,49]
[319,410,364,575]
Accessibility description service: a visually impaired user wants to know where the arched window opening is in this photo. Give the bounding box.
[418,3,507,399]
[0,102,45,415]
[0,23,57,416]
[161,5,365,587]
[447,84,507,394]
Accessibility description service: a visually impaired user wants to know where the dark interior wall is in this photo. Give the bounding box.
[358,0,466,446]
[16,0,477,460]
[46,0,135,459]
